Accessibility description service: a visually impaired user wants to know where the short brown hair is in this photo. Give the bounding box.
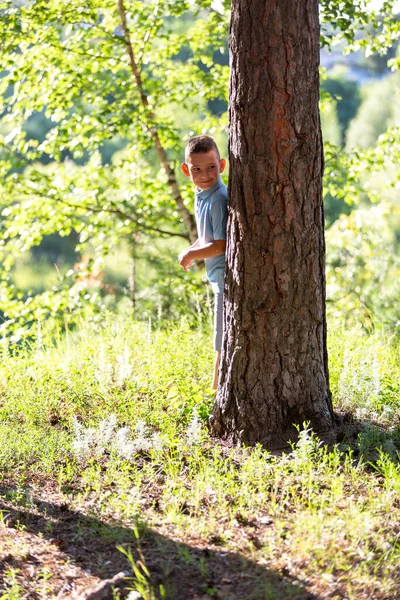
[185,135,220,160]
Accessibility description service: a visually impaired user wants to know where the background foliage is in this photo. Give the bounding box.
[1,0,400,340]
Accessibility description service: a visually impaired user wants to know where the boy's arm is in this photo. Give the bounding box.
[186,239,226,260]
[178,238,199,271]
[178,239,226,271]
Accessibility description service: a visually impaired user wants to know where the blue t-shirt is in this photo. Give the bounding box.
[195,176,228,293]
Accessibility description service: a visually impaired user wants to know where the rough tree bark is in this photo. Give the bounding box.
[210,0,335,448]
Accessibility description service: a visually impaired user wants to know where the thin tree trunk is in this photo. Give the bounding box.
[210,0,334,448]
[117,0,198,244]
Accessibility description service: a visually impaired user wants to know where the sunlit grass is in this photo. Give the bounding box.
[0,317,399,598]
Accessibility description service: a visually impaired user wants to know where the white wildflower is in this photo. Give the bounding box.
[371,356,381,398]
[94,343,113,391]
[96,414,117,449]
[151,432,164,452]
[187,408,202,446]
[126,592,143,600]
[355,407,368,420]
[72,416,96,459]
[116,345,132,386]
[112,426,136,460]
[71,415,165,462]
[133,420,151,452]
[338,345,381,418]
[291,425,322,461]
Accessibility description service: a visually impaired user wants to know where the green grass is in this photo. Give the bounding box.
[0,317,399,599]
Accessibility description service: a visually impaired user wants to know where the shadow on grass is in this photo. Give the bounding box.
[0,484,321,600]
[325,411,400,461]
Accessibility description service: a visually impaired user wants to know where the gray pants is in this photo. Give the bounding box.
[214,291,224,352]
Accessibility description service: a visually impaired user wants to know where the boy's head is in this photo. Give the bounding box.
[182,135,226,191]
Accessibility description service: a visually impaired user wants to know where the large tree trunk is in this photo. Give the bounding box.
[210,0,334,448]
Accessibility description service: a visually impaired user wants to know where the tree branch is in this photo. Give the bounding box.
[58,44,127,65]
[137,0,161,65]
[56,196,190,240]
[116,0,198,244]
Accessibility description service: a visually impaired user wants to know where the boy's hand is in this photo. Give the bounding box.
[178,248,194,272]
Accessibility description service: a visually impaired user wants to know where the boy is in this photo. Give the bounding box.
[178,135,228,389]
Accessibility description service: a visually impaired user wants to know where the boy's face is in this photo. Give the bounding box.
[181,150,226,191]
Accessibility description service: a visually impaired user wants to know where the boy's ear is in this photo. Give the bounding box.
[219,158,227,173]
[181,163,190,177]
